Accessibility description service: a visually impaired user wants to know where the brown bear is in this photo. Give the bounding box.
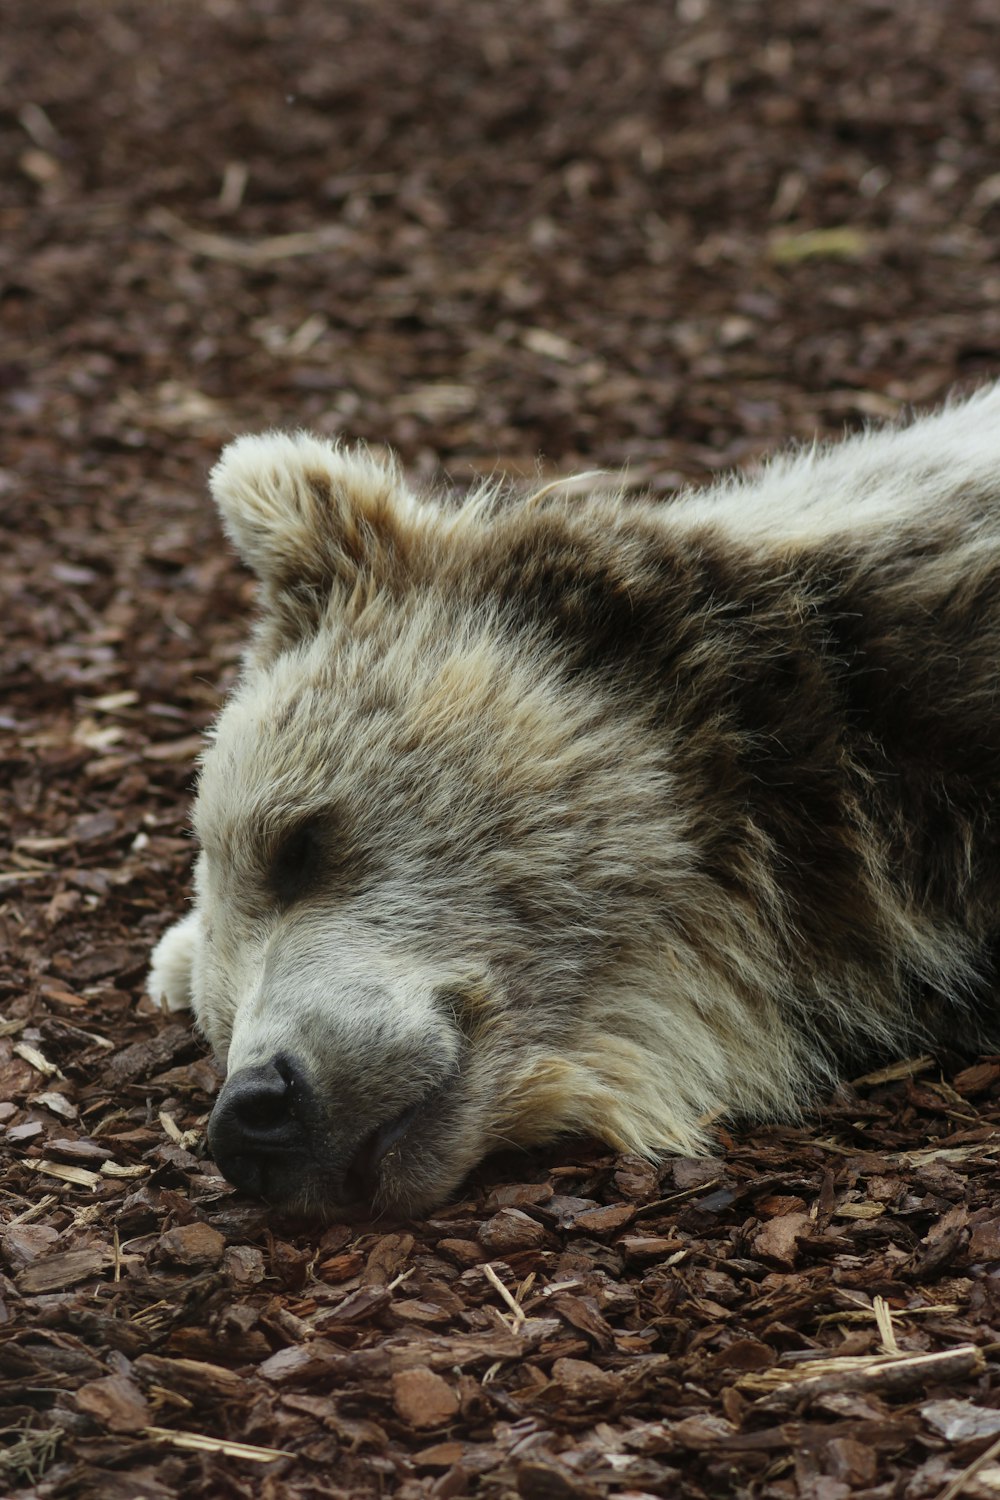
[148,386,1000,1216]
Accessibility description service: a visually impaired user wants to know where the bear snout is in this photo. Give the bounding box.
[206,1050,454,1211]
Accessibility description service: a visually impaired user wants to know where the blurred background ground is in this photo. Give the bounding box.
[4,2,1000,1496]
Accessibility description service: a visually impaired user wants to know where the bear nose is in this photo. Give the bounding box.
[207,1055,307,1198]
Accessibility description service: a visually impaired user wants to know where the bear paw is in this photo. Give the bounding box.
[147,911,200,1012]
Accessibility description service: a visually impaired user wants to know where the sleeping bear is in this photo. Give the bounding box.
[148,385,1000,1216]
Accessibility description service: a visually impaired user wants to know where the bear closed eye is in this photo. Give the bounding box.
[267,820,327,906]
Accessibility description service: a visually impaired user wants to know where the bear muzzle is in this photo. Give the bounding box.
[206,1052,426,1208]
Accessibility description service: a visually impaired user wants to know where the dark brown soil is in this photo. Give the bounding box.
[4,2,1000,1496]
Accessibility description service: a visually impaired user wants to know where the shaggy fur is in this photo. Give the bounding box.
[148,385,1000,1216]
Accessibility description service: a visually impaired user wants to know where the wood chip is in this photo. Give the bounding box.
[572,1203,636,1234]
[29,1160,102,1190]
[618,1234,685,1262]
[748,1346,986,1412]
[14,1041,64,1079]
[752,1210,813,1268]
[391,1366,461,1428]
[32,1090,78,1119]
[155,1221,226,1268]
[134,1354,247,1402]
[76,1374,152,1433]
[15,1245,112,1293]
[477,1207,547,1253]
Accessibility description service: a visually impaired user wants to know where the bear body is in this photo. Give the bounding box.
[149,386,1000,1216]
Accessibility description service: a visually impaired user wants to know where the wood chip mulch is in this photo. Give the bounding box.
[4,1,1000,1495]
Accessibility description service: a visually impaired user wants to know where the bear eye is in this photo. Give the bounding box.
[268,820,324,904]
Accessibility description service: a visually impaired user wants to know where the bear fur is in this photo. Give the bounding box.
[148,385,1000,1216]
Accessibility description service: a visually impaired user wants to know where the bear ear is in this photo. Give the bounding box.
[209,431,421,597]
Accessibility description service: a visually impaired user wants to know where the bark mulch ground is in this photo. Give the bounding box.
[4,2,1000,1496]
